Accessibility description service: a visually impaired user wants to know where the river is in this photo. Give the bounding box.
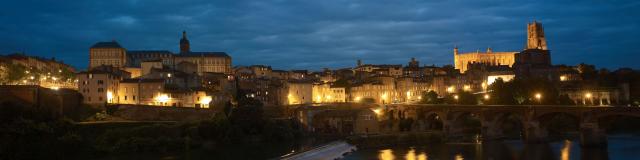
[342,135,640,160]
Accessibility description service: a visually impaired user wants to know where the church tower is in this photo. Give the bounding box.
[453,46,460,70]
[526,21,547,50]
[180,31,190,53]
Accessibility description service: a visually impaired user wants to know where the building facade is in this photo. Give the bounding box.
[454,21,549,73]
[76,66,129,106]
[89,41,127,69]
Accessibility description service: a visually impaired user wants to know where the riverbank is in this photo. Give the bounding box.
[279,141,356,160]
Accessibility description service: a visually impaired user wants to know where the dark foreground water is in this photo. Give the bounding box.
[343,135,640,160]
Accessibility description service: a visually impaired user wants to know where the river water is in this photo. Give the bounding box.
[343,135,640,160]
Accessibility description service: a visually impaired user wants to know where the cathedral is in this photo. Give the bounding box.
[454,21,548,73]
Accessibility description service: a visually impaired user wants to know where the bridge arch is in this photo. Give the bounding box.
[585,111,640,123]
[492,112,526,138]
[448,111,483,135]
[592,112,640,134]
[535,112,581,136]
[414,110,445,131]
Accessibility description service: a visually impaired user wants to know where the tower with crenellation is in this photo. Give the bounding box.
[526,21,547,50]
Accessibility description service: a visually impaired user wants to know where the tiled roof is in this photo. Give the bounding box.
[91,41,123,48]
[120,78,164,83]
[175,52,230,58]
[127,50,174,55]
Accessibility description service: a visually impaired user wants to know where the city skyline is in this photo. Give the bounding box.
[1,1,639,70]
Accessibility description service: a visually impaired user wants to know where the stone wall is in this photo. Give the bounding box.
[107,104,216,121]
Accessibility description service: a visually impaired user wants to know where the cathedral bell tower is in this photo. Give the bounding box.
[180,31,190,53]
[526,21,548,50]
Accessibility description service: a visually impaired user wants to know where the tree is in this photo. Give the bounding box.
[443,91,477,105]
[489,77,562,105]
[4,63,27,83]
[419,91,440,104]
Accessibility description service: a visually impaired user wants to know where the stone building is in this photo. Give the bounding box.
[250,65,272,78]
[396,77,431,103]
[312,82,346,103]
[126,50,174,68]
[350,76,397,104]
[89,41,127,69]
[88,31,232,76]
[173,52,232,75]
[454,47,517,73]
[283,80,313,105]
[559,87,627,106]
[454,21,549,73]
[76,66,130,106]
[354,61,403,77]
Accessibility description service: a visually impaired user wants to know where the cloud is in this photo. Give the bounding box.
[0,0,638,70]
[107,16,138,26]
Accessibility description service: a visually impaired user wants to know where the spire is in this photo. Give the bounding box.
[180,30,190,53]
[453,45,459,55]
[487,47,492,54]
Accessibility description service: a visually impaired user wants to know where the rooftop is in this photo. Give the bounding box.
[175,52,230,58]
[91,41,123,48]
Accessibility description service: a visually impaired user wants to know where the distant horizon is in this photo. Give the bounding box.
[1,1,639,70]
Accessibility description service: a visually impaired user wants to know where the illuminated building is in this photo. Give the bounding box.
[454,21,549,73]
[350,76,397,104]
[283,80,313,105]
[89,31,232,77]
[89,41,127,69]
[312,82,346,103]
[76,66,130,106]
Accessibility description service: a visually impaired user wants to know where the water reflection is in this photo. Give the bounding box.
[345,136,638,160]
[520,143,554,160]
[404,148,427,160]
[379,149,395,160]
[561,140,572,160]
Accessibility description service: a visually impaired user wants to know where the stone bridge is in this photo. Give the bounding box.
[384,104,640,147]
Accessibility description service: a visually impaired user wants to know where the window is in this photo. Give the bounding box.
[133,96,136,100]
[124,96,127,100]
[97,80,104,85]
[97,88,104,92]
[98,97,102,101]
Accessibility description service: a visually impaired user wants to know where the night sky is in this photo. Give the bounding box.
[1,0,639,70]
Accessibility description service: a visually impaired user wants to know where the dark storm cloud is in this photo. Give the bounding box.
[1,0,639,70]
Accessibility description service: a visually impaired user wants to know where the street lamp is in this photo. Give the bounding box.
[585,92,592,105]
[447,86,455,93]
[484,94,490,100]
[535,93,542,104]
[381,93,388,104]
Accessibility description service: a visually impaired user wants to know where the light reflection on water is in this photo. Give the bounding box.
[344,135,640,160]
[561,140,572,160]
[379,149,394,160]
[402,148,427,160]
